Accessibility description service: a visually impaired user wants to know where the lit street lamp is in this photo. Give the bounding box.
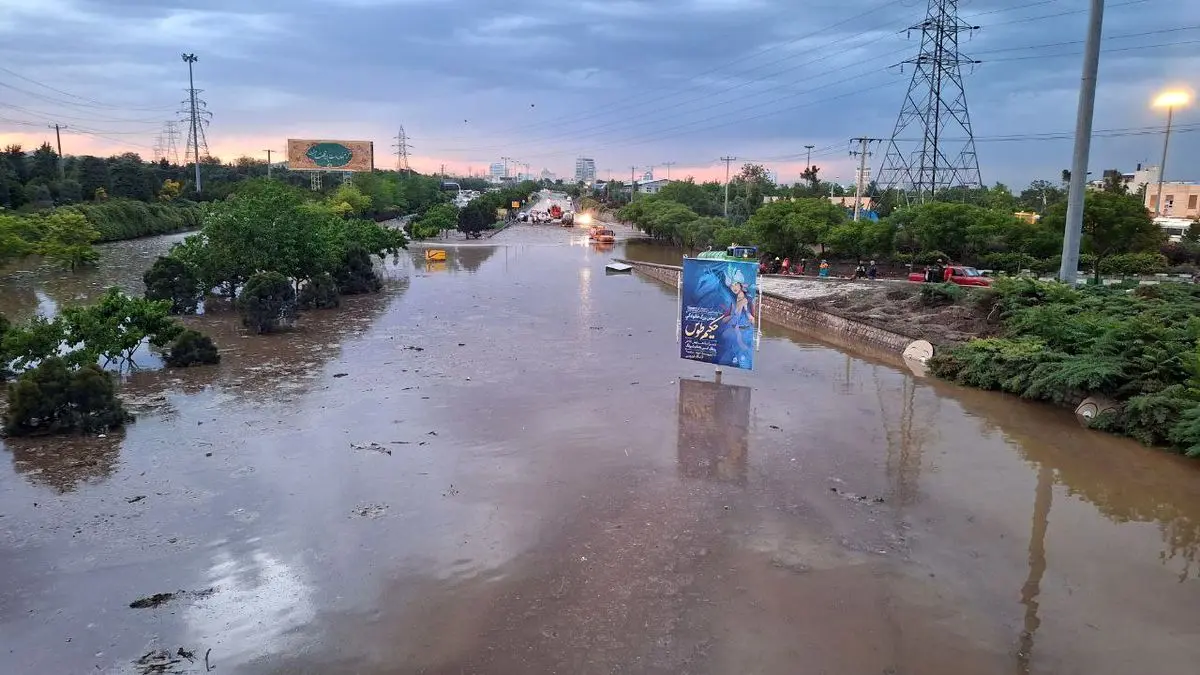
[1152,90,1190,216]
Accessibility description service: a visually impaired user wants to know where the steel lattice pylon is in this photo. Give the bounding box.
[877,0,982,203]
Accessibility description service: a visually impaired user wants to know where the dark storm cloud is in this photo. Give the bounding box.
[0,0,1196,183]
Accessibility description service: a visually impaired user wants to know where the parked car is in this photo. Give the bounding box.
[907,265,992,287]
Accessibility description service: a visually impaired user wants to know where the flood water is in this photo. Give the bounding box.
[2,225,1199,675]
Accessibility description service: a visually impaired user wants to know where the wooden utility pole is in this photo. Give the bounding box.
[264,149,274,178]
[48,123,67,177]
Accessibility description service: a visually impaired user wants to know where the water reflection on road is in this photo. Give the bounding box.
[1,225,1198,674]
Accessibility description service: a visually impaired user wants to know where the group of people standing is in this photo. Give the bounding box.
[762,257,878,280]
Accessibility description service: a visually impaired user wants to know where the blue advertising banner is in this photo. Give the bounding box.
[679,257,758,370]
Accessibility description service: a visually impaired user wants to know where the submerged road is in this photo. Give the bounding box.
[1,225,1199,674]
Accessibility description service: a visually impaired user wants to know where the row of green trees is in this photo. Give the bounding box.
[0,143,458,220]
[143,179,407,328]
[931,279,1200,457]
[618,180,1169,279]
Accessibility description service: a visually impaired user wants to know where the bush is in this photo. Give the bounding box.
[143,255,202,314]
[1096,252,1168,276]
[298,272,340,309]
[919,283,963,306]
[164,329,220,367]
[3,358,132,436]
[238,271,297,334]
[70,199,202,242]
[933,279,1200,455]
[333,244,382,295]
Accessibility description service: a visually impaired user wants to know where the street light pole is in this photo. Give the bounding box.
[1150,90,1191,215]
[182,53,202,195]
[1154,106,1174,216]
[1057,0,1104,284]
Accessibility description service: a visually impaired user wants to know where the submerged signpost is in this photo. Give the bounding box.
[676,253,762,377]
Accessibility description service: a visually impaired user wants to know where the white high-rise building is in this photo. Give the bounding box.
[540,168,555,182]
[489,162,506,182]
[575,157,596,184]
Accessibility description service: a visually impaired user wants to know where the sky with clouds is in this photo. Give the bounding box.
[0,0,1197,188]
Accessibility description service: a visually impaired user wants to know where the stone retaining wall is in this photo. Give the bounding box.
[618,260,916,356]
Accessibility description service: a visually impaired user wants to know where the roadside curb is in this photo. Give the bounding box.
[616,259,923,361]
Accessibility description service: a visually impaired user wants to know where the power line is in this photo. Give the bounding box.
[972,25,1200,56]
[0,66,176,111]
[988,38,1200,62]
[444,0,910,146]
[427,3,1147,160]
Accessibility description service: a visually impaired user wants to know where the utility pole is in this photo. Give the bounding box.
[663,161,676,180]
[629,165,637,201]
[47,123,67,177]
[264,149,274,178]
[1058,0,1104,284]
[850,137,883,221]
[721,156,736,218]
[181,53,202,194]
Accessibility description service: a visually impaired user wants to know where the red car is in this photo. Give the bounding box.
[907,265,992,287]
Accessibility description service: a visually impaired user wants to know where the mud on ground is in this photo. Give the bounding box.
[811,283,1001,346]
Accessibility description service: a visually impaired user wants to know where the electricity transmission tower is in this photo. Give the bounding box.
[877,0,982,203]
[393,126,412,172]
[160,121,182,165]
[180,54,211,180]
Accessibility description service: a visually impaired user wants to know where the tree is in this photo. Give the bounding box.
[30,143,58,183]
[158,179,183,201]
[298,272,341,309]
[801,165,820,192]
[328,182,372,217]
[109,157,155,201]
[411,202,458,239]
[36,210,100,270]
[238,271,297,333]
[1185,221,1200,243]
[56,178,82,204]
[75,156,110,200]
[4,358,131,436]
[457,200,493,238]
[164,330,220,367]
[1018,179,1065,214]
[143,255,202,314]
[656,179,721,216]
[24,183,52,208]
[1042,191,1164,282]
[59,288,183,369]
[827,219,896,260]
[1100,169,1129,195]
[0,212,34,265]
[983,182,1017,212]
[3,145,29,183]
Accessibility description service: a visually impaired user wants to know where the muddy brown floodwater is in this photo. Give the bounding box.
[2,225,1199,675]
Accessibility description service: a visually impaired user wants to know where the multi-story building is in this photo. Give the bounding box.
[540,168,555,182]
[1146,182,1200,218]
[489,162,506,183]
[574,157,596,184]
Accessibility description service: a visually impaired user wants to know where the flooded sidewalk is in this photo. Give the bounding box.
[2,227,1199,674]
